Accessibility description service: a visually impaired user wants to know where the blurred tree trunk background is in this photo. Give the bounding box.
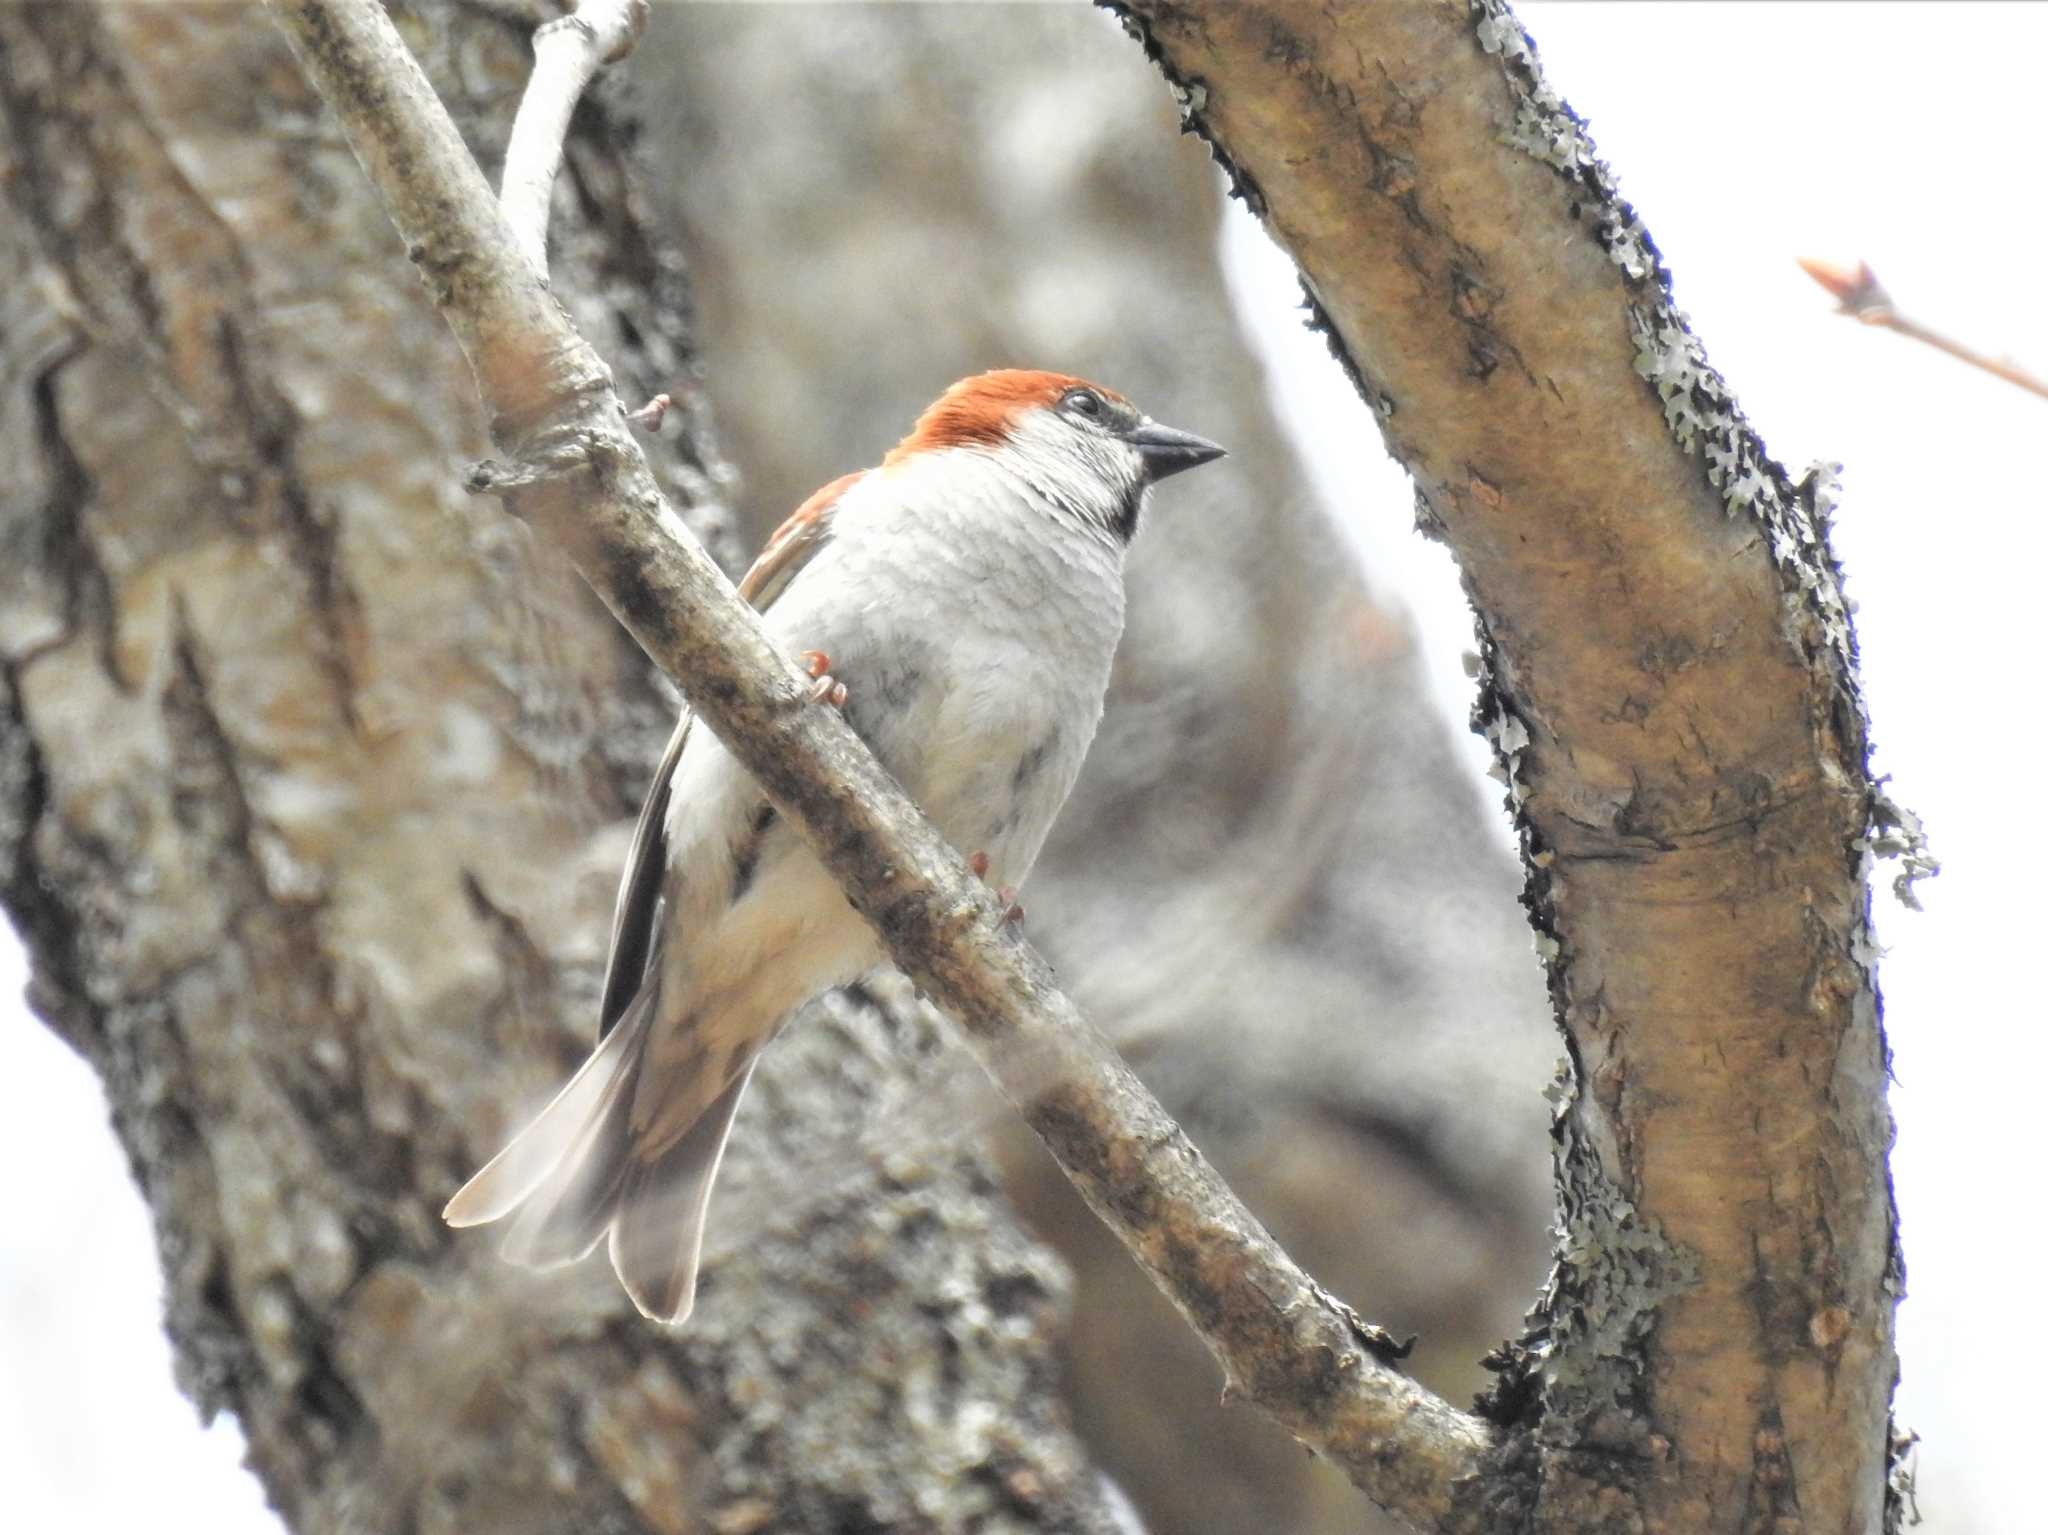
[0,4,1551,1533]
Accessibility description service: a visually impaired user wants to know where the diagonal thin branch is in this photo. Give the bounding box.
[1799,255,2048,403]
[262,0,1494,1527]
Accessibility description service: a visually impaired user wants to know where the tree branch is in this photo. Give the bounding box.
[262,0,1492,1526]
[1105,0,1901,1528]
[499,0,648,278]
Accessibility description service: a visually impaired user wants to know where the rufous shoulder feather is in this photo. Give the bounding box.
[738,470,863,610]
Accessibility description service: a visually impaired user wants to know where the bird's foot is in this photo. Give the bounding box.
[967,851,1025,925]
[800,650,848,709]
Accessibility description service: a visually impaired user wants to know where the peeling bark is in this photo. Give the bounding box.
[1106,1,1901,1529]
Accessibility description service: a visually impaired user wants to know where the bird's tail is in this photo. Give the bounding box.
[442,995,757,1325]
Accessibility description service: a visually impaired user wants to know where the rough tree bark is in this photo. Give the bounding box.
[0,5,1130,1531]
[1107,1,1908,1530]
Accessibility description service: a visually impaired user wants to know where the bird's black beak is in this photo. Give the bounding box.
[1127,420,1227,482]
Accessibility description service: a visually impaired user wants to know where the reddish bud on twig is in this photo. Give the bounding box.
[1797,256,1892,319]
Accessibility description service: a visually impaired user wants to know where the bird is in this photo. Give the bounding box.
[443,369,1225,1323]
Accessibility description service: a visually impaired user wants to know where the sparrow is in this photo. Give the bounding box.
[444,369,1225,1323]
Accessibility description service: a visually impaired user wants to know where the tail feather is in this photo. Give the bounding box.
[444,994,759,1324]
[609,1059,758,1325]
[442,995,655,1233]
[498,1038,647,1269]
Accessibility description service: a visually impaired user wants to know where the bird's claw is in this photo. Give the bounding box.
[967,850,1024,926]
[801,650,847,709]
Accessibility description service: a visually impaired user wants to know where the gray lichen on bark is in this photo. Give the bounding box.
[1466,17,1911,1512]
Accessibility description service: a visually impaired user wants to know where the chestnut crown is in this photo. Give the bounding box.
[887,369,1224,541]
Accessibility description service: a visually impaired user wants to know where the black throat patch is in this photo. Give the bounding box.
[1111,484,1146,543]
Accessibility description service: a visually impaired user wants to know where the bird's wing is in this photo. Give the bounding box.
[736,469,859,607]
[595,470,864,1040]
[596,712,692,1036]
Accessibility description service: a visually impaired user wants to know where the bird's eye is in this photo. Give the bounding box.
[1064,389,1103,419]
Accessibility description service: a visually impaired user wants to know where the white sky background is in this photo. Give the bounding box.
[0,4,2038,1529]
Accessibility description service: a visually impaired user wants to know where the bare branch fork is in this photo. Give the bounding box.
[262,1,1492,1527]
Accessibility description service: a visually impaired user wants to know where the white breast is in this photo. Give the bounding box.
[764,447,1127,889]
[641,445,1126,1077]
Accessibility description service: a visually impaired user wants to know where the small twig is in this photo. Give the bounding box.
[507,11,673,440]
[1799,255,2048,404]
[499,0,649,278]
[625,392,671,431]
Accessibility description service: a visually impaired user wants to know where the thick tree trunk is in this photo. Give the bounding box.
[0,5,1127,1531]
[1109,1,1904,1529]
